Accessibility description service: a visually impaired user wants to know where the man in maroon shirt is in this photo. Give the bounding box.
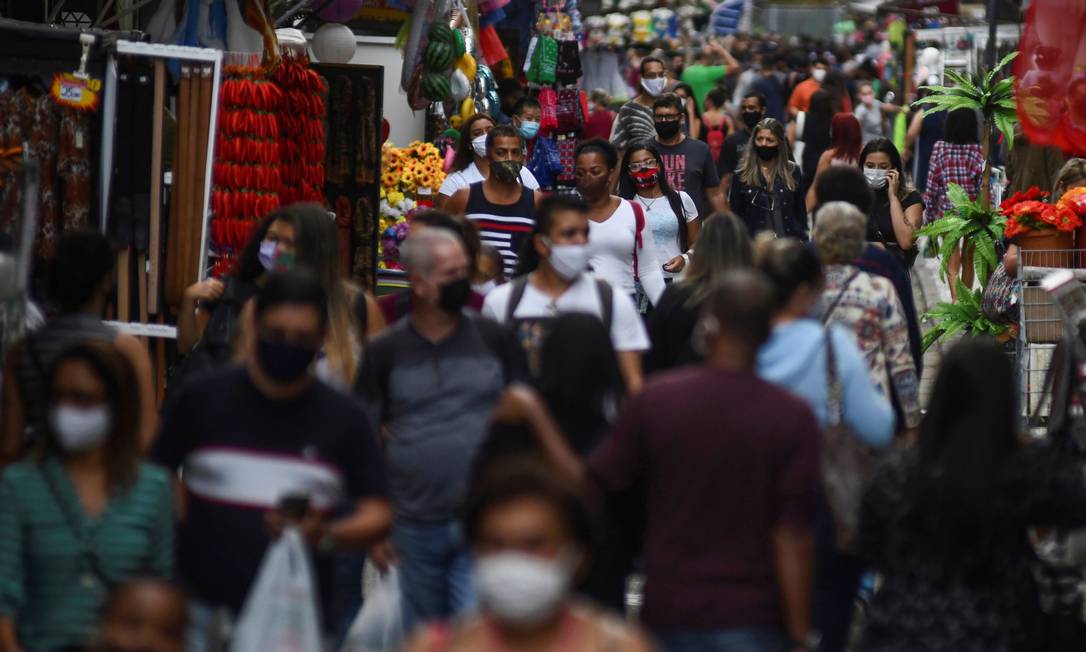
[500,269,819,652]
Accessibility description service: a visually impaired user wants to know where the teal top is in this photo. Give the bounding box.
[0,459,173,652]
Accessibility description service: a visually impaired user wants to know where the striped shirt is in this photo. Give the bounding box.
[0,460,173,651]
[464,182,536,276]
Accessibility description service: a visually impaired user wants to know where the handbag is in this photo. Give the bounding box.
[821,329,877,552]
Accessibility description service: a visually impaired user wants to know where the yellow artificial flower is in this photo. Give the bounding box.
[417,173,435,189]
[381,171,399,187]
[388,190,405,206]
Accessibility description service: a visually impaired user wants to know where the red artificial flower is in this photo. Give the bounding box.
[1000,185,1050,213]
[1043,203,1083,231]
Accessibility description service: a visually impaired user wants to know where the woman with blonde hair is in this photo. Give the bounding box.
[728,117,807,239]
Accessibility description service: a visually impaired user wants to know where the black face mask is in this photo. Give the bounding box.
[741,111,762,130]
[438,277,472,314]
[256,338,317,383]
[655,120,681,139]
[755,144,779,161]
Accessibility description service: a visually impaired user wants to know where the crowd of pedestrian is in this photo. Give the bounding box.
[5,25,1086,652]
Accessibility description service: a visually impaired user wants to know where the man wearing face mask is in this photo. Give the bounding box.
[355,228,528,634]
[610,56,667,151]
[482,195,648,391]
[446,125,543,278]
[152,272,392,645]
[511,97,563,192]
[625,92,725,219]
[719,92,768,208]
[788,57,829,118]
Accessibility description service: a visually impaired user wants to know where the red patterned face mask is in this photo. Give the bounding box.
[631,169,659,189]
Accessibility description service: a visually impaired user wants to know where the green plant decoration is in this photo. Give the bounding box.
[914,51,1019,211]
[912,51,1020,351]
[916,183,1006,285]
[921,280,1010,352]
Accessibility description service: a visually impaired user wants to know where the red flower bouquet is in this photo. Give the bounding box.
[1002,185,1081,238]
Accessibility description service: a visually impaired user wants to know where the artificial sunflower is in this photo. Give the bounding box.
[381,171,399,187]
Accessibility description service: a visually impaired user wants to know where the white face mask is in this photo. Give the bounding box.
[473,552,573,626]
[472,134,489,158]
[546,241,591,281]
[863,167,889,189]
[50,404,112,453]
[811,68,827,83]
[641,77,667,97]
[472,280,497,296]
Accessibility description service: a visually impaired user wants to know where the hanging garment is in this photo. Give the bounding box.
[110,59,155,253]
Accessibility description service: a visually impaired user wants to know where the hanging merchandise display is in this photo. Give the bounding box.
[315,63,384,288]
[210,58,283,277]
[0,30,100,262]
[164,61,217,312]
[272,53,327,207]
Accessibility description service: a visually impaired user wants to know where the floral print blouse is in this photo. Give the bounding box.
[821,264,921,428]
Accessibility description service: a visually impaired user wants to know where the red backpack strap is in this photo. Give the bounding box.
[629,199,645,280]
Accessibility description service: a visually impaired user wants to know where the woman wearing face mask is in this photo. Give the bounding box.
[729,118,807,239]
[237,204,385,392]
[860,138,922,269]
[618,143,700,292]
[174,214,278,378]
[437,113,540,207]
[0,341,173,652]
[574,139,667,309]
[405,459,655,652]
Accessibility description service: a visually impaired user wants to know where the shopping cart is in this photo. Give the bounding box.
[1016,248,1086,431]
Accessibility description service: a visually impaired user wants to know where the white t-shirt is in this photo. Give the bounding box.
[587,199,667,305]
[482,274,650,352]
[438,161,540,197]
[630,191,698,279]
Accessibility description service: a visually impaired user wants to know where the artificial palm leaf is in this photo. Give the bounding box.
[921,280,1010,352]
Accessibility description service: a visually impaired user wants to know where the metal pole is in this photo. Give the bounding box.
[987,0,998,69]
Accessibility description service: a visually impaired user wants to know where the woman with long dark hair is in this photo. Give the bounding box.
[436,113,539,207]
[0,340,173,652]
[729,117,807,238]
[176,213,275,358]
[618,142,700,284]
[859,138,923,269]
[859,339,1086,652]
[644,213,751,372]
[236,204,384,390]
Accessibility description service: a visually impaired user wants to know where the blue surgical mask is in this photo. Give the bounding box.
[518,120,540,140]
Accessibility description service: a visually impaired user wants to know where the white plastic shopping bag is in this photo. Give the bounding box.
[230,528,323,652]
[340,567,404,652]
